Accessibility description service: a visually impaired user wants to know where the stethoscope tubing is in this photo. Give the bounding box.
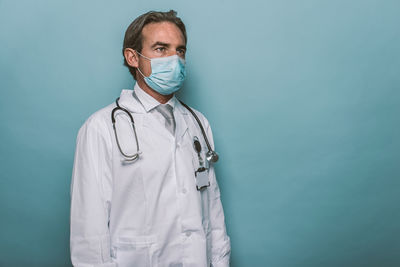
[111,96,218,163]
[111,97,140,161]
[178,100,213,153]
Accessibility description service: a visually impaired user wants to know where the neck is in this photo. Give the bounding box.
[136,77,173,104]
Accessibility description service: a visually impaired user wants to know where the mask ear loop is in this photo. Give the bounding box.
[136,66,147,78]
[135,51,151,78]
[136,51,151,60]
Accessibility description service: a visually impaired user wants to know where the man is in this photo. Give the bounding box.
[70,10,230,267]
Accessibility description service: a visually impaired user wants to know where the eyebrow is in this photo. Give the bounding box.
[151,42,169,49]
[151,41,186,51]
[177,45,187,51]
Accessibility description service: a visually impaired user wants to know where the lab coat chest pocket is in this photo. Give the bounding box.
[182,128,201,170]
[189,134,210,188]
[112,236,158,267]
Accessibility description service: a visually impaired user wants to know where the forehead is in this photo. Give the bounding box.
[141,21,185,46]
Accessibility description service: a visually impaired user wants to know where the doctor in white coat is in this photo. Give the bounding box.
[70,10,231,267]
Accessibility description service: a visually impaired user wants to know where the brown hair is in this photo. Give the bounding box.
[122,10,187,80]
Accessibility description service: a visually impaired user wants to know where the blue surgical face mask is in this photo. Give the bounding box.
[136,52,186,95]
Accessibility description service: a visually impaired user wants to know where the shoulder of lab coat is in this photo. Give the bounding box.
[75,103,115,145]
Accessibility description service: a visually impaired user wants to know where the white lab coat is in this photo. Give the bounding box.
[70,89,231,267]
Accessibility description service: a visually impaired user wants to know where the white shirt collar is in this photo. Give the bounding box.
[134,82,177,113]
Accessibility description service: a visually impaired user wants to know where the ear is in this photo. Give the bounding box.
[124,48,139,68]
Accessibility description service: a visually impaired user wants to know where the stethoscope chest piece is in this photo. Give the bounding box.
[206,150,219,163]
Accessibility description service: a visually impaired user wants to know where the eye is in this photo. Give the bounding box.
[155,47,166,52]
[177,49,186,56]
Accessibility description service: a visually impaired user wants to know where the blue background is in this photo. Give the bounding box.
[1,0,399,266]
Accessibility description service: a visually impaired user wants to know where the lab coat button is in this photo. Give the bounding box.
[186,232,191,237]
[182,188,187,194]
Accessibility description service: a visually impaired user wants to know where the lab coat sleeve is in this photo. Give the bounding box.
[205,122,231,267]
[70,117,116,267]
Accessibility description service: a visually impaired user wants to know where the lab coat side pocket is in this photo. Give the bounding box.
[112,235,158,267]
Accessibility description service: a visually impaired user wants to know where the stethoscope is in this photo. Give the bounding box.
[111,97,219,164]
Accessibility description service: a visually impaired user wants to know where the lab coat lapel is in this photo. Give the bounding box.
[113,90,146,156]
[142,111,187,142]
[175,101,189,146]
[119,91,190,145]
[142,113,173,141]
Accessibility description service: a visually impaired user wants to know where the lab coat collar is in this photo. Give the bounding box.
[118,83,188,115]
[133,83,189,141]
[117,89,146,114]
[133,82,183,114]
[133,83,160,112]
[174,98,188,116]
[117,86,189,143]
